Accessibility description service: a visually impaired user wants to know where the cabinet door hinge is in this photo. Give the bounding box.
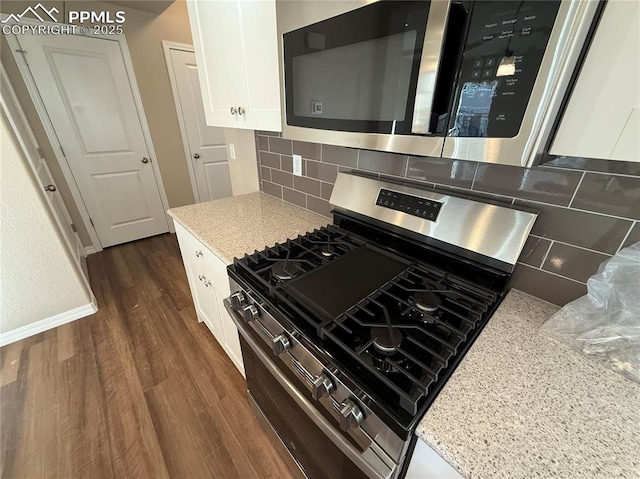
[60,146,66,157]
[89,218,95,228]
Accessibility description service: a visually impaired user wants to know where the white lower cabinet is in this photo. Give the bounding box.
[174,221,245,377]
[405,438,463,479]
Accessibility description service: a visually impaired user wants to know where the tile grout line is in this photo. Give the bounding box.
[470,164,479,190]
[538,163,640,179]
[528,234,613,257]
[567,171,586,208]
[514,196,637,222]
[515,261,587,285]
[538,240,555,268]
[616,221,636,253]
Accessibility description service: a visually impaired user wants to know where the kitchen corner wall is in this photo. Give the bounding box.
[254,131,640,306]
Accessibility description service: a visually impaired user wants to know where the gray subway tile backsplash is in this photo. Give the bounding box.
[283,187,306,209]
[518,236,552,268]
[407,156,477,189]
[305,160,338,183]
[293,140,321,161]
[570,173,640,220]
[269,137,293,155]
[474,163,582,206]
[321,144,358,168]
[259,150,280,169]
[358,150,407,177]
[262,180,282,199]
[542,243,611,283]
[255,132,635,306]
[293,176,321,197]
[621,222,640,249]
[307,196,332,218]
[511,264,587,306]
[515,199,632,254]
[270,169,294,188]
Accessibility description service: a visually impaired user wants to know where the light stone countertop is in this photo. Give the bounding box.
[167,192,330,264]
[416,289,640,479]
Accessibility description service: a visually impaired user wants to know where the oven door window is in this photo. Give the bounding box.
[242,337,370,479]
[284,1,430,135]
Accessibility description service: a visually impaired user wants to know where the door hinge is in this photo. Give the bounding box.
[89,218,95,228]
[60,146,66,157]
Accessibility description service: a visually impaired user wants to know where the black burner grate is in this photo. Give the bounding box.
[321,262,497,416]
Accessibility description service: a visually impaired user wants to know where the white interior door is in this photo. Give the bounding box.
[17,33,169,248]
[169,48,232,203]
[1,67,84,267]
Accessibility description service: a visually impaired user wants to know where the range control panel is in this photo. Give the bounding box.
[375,189,442,221]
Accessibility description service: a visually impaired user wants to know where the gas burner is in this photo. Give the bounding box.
[320,244,336,258]
[371,326,402,354]
[271,261,300,281]
[414,290,441,313]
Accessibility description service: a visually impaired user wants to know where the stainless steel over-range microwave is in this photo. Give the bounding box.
[277,0,600,167]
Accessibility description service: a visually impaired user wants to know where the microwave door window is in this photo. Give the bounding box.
[292,31,417,124]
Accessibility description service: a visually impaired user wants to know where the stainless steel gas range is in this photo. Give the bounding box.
[224,172,537,479]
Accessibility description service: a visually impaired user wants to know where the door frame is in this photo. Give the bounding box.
[3,14,174,253]
[162,40,203,203]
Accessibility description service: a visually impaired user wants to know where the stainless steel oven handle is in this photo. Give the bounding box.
[224,299,395,479]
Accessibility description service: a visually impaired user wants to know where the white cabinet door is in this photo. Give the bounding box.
[175,223,225,345]
[186,0,281,131]
[550,1,640,162]
[235,0,282,131]
[174,221,245,376]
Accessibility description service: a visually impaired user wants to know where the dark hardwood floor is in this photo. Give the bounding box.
[0,233,295,478]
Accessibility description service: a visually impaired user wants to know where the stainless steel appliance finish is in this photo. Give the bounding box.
[225,173,536,478]
[330,173,537,271]
[441,0,602,166]
[224,284,403,479]
[278,0,599,167]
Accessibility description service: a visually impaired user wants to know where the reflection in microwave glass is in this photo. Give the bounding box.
[450,81,498,137]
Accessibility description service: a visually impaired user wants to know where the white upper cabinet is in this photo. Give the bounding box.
[550,0,639,162]
[186,0,282,131]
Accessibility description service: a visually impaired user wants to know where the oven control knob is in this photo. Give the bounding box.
[311,373,334,400]
[338,399,364,432]
[231,291,246,310]
[271,334,291,355]
[242,304,259,323]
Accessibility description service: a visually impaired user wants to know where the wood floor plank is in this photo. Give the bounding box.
[0,233,295,479]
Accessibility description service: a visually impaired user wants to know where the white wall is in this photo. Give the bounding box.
[225,128,260,196]
[0,111,93,338]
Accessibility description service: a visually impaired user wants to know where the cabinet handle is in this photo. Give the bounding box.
[195,250,203,258]
[237,106,245,115]
[230,106,238,115]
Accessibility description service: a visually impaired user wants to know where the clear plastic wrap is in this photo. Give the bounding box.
[540,241,640,383]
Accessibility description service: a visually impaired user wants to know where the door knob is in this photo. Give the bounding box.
[193,153,200,159]
[237,106,245,115]
[230,106,238,115]
[141,157,150,164]
[44,184,57,192]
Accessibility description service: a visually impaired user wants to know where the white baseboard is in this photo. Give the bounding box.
[0,302,98,347]
[84,244,100,256]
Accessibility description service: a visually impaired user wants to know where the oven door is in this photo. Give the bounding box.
[282,1,453,137]
[230,310,396,479]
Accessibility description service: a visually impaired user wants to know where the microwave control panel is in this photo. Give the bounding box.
[449,0,561,138]
[376,189,442,221]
